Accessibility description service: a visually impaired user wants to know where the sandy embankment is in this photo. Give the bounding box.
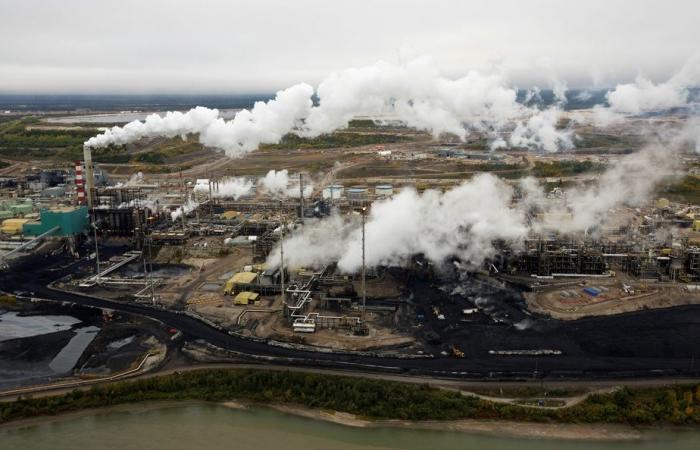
[259,403,644,441]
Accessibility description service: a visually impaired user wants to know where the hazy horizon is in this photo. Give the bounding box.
[1,0,699,94]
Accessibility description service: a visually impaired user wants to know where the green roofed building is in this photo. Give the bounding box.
[23,206,89,237]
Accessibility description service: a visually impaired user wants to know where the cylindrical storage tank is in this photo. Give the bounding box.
[375,184,393,197]
[346,186,367,206]
[323,184,344,200]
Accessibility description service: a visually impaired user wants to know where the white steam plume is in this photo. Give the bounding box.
[268,174,529,272]
[194,177,253,199]
[84,58,571,154]
[86,85,314,158]
[509,108,573,153]
[269,138,682,272]
[592,56,700,126]
[259,169,313,198]
[171,196,199,221]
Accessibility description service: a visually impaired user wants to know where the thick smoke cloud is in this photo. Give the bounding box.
[170,195,198,221]
[591,57,700,126]
[84,58,572,154]
[607,57,700,114]
[268,174,528,272]
[194,177,253,199]
[269,139,682,273]
[259,169,313,198]
[509,108,573,153]
[86,85,314,158]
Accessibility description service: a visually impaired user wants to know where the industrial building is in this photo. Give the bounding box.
[23,206,89,237]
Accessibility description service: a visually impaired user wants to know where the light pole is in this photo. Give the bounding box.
[279,203,286,314]
[92,222,101,284]
[361,206,366,320]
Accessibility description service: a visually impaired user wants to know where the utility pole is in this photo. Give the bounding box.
[280,205,286,315]
[92,222,101,284]
[361,206,366,320]
[299,172,304,222]
[179,168,186,230]
[148,238,155,306]
[208,171,214,220]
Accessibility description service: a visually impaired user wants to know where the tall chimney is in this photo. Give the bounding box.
[74,160,86,205]
[83,146,95,208]
[299,172,304,222]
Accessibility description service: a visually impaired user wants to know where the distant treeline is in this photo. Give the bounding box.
[261,132,411,150]
[2,369,700,426]
[532,160,606,178]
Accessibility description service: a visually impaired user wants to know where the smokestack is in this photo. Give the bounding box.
[74,160,86,205]
[83,147,94,208]
[299,172,304,222]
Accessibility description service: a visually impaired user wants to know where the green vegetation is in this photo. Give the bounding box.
[575,132,642,150]
[261,132,411,150]
[663,175,700,205]
[0,118,104,161]
[532,160,605,178]
[347,119,378,128]
[0,160,9,169]
[2,369,700,426]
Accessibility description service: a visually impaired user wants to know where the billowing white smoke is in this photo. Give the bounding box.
[302,57,523,139]
[259,169,313,198]
[509,108,573,153]
[530,144,680,233]
[85,85,314,158]
[268,174,529,272]
[84,58,572,154]
[592,57,700,126]
[194,177,253,199]
[171,196,198,221]
[676,117,700,153]
[270,137,682,272]
[114,171,144,188]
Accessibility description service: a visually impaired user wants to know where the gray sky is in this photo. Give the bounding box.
[1,0,698,94]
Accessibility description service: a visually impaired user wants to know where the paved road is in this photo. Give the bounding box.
[3,251,700,381]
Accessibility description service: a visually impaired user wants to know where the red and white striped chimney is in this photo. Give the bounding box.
[75,160,86,204]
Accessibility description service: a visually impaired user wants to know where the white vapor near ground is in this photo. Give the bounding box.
[170,196,199,221]
[268,136,684,273]
[591,57,700,126]
[194,177,253,199]
[259,169,313,198]
[84,58,574,155]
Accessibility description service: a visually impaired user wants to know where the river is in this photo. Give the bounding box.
[1,404,699,450]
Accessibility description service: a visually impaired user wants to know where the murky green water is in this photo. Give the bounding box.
[1,404,699,450]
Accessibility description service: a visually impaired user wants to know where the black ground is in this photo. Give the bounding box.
[2,246,700,380]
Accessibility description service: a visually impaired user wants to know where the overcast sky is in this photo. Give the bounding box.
[1,0,698,94]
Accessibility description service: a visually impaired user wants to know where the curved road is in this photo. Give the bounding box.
[3,251,700,380]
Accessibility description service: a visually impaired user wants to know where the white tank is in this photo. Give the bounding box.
[323,184,344,200]
[375,184,393,197]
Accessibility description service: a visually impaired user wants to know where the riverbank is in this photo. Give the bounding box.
[263,403,644,441]
[0,399,648,442]
[1,368,699,430]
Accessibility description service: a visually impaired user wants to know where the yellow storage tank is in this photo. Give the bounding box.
[0,218,30,235]
[233,291,259,305]
[694,220,700,232]
[220,210,240,220]
[656,198,670,209]
[223,272,258,295]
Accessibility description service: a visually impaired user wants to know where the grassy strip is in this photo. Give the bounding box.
[2,369,700,426]
[261,132,411,149]
[532,160,605,178]
[663,175,700,205]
